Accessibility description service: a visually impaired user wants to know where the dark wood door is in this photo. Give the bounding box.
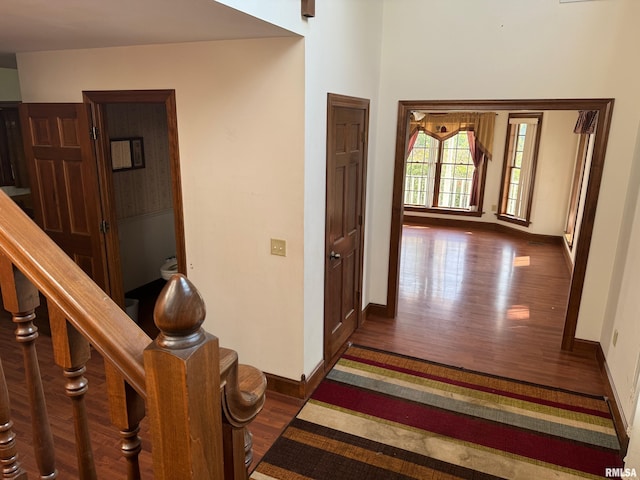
[324,95,369,362]
[20,103,108,291]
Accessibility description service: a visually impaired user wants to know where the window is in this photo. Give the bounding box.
[498,113,543,226]
[404,131,477,212]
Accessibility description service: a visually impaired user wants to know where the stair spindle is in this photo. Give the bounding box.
[105,361,145,480]
[0,358,27,479]
[0,257,58,479]
[49,304,97,480]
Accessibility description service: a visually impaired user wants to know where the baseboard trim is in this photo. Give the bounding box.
[363,303,388,322]
[265,359,325,400]
[574,339,629,455]
[561,240,574,276]
[403,215,563,245]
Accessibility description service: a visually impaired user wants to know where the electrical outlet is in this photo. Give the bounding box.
[491,204,497,212]
[270,238,286,257]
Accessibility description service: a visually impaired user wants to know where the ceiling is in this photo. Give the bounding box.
[0,0,295,68]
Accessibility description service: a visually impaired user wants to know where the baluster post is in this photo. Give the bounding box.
[49,304,96,480]
[0,255,57,479]
[0,358,27,479]
[222,424,251,480]
[105,361,145,480]
[220,356,266,480]
[143,274,224,479]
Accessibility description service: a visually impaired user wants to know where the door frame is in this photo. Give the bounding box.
[386,98,615,351]
[82,90,186,306]
[324,93,370,363]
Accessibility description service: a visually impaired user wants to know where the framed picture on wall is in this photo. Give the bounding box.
[111,137,145,171]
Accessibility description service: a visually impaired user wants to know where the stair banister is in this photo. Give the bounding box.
[0,190,150,395]
[0,190,266,478]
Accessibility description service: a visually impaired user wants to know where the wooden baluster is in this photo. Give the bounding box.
[0,358,27,479]
[220,354,266,480]
[244,428,253,471]
[143,274,224,480]
[105,361,145,480]
[222,424,250,480]
[0,256,58,479]
[49,304,96,480]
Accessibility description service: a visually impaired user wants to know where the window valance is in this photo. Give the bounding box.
[410,111,496,159]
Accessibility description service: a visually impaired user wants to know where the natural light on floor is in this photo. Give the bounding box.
[507,305,530,320]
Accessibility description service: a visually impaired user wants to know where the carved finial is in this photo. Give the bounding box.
[153,274,206,349]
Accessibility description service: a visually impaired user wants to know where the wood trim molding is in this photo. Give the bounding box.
[82,90,186,277]
[403,215,564,245]
[561,239,574,276]
[301,0,315,17]
[265,360,325,400]
[575,339,630,455]
[363,303,388,321]
[388,99,615,352]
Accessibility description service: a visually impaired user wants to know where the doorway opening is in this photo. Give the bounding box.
[387,99,614,351]
[83,90,186,335]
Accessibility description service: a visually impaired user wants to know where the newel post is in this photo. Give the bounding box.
[144,275,224,479]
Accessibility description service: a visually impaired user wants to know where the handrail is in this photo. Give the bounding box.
[0,190,151,396]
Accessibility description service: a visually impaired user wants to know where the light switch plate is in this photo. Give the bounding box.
[271,238,286,257]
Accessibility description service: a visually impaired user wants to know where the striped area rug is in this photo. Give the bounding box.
[251,345,624,480]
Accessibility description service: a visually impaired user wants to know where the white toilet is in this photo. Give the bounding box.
[160,257,178,281]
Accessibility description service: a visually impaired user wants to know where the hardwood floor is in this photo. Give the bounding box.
[351,225,603,396]
[0,224,606,476]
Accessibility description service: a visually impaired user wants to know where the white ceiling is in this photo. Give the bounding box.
[0,0,295,68]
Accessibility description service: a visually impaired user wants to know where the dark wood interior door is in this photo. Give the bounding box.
[324,95,369,362]
[20,103,108,291]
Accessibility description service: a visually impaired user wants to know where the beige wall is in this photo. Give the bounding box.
[0,68,21,100]
[17,37,307,379]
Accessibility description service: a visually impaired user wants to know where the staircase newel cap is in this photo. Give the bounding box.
[153,274,206,349]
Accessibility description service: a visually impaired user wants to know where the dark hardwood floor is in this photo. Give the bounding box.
[0,224,606,476]
[351,224,604,395]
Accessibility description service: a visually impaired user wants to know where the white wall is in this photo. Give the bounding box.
[0,68,21,100]
[214,0,307,36]
[17,38,307,379]
[368,0,640,346]
[301,0,384,374]
[118,210,176,292]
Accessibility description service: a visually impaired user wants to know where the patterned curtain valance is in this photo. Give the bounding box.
[410,111,496,159]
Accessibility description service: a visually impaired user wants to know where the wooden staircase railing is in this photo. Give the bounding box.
[0,190,266,479]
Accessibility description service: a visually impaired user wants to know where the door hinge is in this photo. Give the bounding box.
[358,214,363,226]
[99,220,110,234]
[90,126,99,140]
